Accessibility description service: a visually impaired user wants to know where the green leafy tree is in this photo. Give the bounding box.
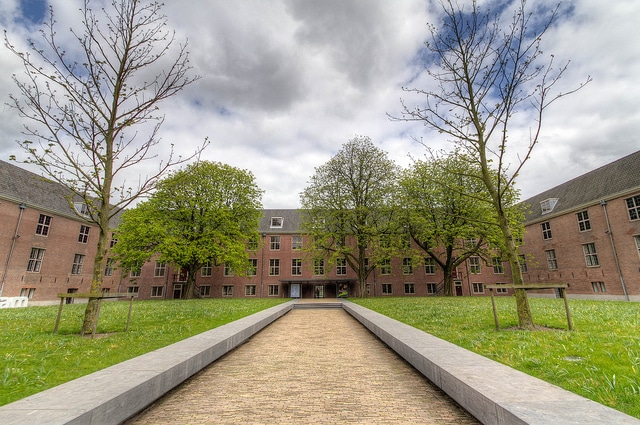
[394,0,589,327]
[400,153,522,296]
[5,0,204,332]
[113,161,263,299]
[300,136,401,298]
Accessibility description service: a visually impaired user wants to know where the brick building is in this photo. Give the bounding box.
[3,150,640,304]
[519,150,640,301]
[0,160,123,305]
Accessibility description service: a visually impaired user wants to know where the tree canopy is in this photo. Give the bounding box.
[300,135,402,297]
[113,161,263,299]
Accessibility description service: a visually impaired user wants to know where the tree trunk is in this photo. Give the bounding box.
[442,270,454,296]
[81,217,109,334]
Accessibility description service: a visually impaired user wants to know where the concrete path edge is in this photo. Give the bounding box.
[342,300,640,425]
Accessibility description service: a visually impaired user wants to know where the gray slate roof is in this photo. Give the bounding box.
[522,150,640,223]
[0,160,79,219]
[259,209,302,233]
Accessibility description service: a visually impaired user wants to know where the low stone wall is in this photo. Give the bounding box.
[342,301,639,425]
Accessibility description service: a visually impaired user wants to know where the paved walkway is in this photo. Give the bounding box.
[125,307,480,424]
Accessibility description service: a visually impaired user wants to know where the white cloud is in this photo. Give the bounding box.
[1,0,638,207]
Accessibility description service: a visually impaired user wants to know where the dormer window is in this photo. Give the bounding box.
[270,217,283,228]
[540,198,558,215]
[74,202,90,217]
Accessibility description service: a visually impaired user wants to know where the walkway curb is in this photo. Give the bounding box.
[0,300,295,425]
[342,301,640,425]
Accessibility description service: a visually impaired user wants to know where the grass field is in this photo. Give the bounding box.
[2,296,639,418]
[352,296,640,419]
[0,298,287,406]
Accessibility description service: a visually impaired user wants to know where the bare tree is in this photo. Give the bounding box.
[5,0,206,333]
[394,0,589,327]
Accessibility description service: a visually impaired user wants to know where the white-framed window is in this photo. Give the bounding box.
[268,285,279,296]
[199,285,211,297]
[248,259,258,276]
[71,254,84,275]
[78,225,90,243]
[492,257,504,274]
[626,195,640,220]
[270,217,283,228]
[591,281,606,292]
[545,249,558,270]
[270,235,281,250]
[247,235,259,251]
[518,254,528,273]
[541,221,552,240]
[314,258,324,275]
[74,202,90,216]
[104,258,115,276]
[269,259,280,276]
[540,198,558,214]
[127,286,139,296]
[576,210,591,232]
[472,283,484,294]
[27,247,45,272]
[154,261,166,277]
[20,288,36,298]
[495,282,508,294]
[380,258,391,275]
[151,286,164,297]
[36,214,52,236]
[424,257,436,274]
[336,258,347,275]
[291,258,302,276]
[224,262,234,277]
[469,256,481,274]
[635,235,640,260]
[381,283,392,295]
[402,258,413,275]
[292,235,303,250]
[201,261,212,277]
[130,268,141,278]
[245,285,256,296]
[583,243,599,267]
[426,283,437,294]
[404,283,415,294]
[222,285,233,297]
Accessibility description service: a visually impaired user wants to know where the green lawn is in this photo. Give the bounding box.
[0,298,287,406]
[352,296,640,419]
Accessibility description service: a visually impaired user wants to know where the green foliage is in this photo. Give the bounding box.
[353,297,640,418]
[300,136,402,296]
[0,298,286,406]
[113,161,263,297]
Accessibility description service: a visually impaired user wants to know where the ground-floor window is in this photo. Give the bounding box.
[223,285,233,297]
[426,283,437,294]
[404,283,415,294]
[245,285,256,296]
[472,283,484,294]
[591,281,606,293]
[199,285,211,297]
[20,288,35,298]
[151,286,164,297]
[127,286,139,296]
[495,282,508,294]
[381,283,392,295]
[268,285,279,296]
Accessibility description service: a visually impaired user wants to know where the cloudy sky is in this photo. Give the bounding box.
[1,0,639,208]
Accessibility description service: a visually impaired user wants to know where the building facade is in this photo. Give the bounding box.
[2,151,640,305]
[519,150,640,301]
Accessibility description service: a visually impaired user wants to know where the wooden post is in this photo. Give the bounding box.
[53,296,65,334]
[126,295,134,332]
[561,288,574,331]
[489,288,500,330]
